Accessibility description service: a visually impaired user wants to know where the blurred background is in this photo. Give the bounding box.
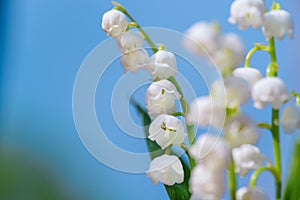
[0,0,299,199]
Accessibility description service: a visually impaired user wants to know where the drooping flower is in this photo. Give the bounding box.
[186,96,226,129]
[224,114,259,148]
[116,31,144,54]
[101,10,128,38]
[120,49,150,72]
[281,105,300,134]
[146,154,184,186]
[183,22,221,56]
[148,114,186,149]
[252,77,289,109]
[145,80,181,119]
[190,192,220,200]
[233,67,262,89]
[148,50,178,80]
[189,134,230,170]
[228,0,265,29]
[262,9,294,40]
[189,165,225,199]
[236,187,268,200]
[232,144,264,177]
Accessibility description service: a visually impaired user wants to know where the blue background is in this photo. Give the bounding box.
[0,0,299,199]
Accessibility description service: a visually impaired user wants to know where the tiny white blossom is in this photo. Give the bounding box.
[183,22,221,56]
[101,10,128,38]
[211,33,245,72]
[146,154,184,186]
[236,187,268,200]
[120,49,150,72]
[229,0,265,29]
[232,144,264,177]
[281,105,300,134]
[189,134,230,170]
[252,77,289,109]
[186,96,226,129]
[211,76,249,109]
[190,192,220,200]
[148,114,186,149]
[224,114,259,148]
[145,80,181,119]
[149,50,178,80]
[262,9,294,40]
[190,165,225,198]
[233,67,263,89]
[116,31,143,54]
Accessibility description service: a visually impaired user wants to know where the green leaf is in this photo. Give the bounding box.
[283,139,300,200]
[133,101,191,200]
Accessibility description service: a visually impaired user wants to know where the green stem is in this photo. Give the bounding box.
[245,44,269,68]
[171,112,185,117]
[181,143,195,168]
[228,154,237,200]
[257,123,272,131]
[249,166,280,189]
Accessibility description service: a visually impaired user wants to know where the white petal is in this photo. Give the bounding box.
[120,49,149,72]
[236,187,268,200]
[116,31,144,54]
[101,10,128,38]
[232,67,262,89]
[281,105,300,134]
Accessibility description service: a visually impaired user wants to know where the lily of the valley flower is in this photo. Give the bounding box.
[281,105,300,134]
[145,79,181,119]
[232,144,264,177]
[262,9,294,40]
[252,77,289,109]
[116,31,144,54]
[101,10,128,38]
[236,187,268,200]
[190,192,220,200]
[120,49,150,72]
[233,67,262,89]
[224,114,259,148]
[186,96,226,129]
[148,114,186,149]
[146,154,184,186]
[229,0,265,29]
[149,50,178,80]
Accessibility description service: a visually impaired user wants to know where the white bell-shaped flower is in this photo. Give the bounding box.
[224,114,259,148]
[190,192,220,200]
[120,49,150,73]
[189,134,230,170]
[148,114,186,149]
[281,105,300,134]
[186,96,226,129]
[252,77,289,109]
[232,144,264,177]
[149,50,178,80]
[183,22,221,56]
[116,31,143,54]
[211,76,249,109]
[211,33,245,72]
[101,10,128,38]
[189,165,225,198]
[262,9,294,40]
[233,67,263,89]
[146,154,184,186]
[229,0,265,29]
[145,80,181,119]
[236,187,268,200]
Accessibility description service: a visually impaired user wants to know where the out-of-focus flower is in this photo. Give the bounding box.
[233,67,262,89]
[252,77,289,109]
[145,80,181,119]
[229,0,265,29]
[183,22,220,56]
[149,50,178,80]
[148,114,186,149]
[186,96,226,129]
[211,33,245,73]
[189,134,230,170]
[262,10,294,40]
[116,31,143,54]
[211,76,249,109]
[236,187,268,200]
[146,154,184,186]
[281,105,300,134]
[120,49,150,72]
[224,114,259,148]
[190,192,220,200]
[102,10,128,38]
[232,144,264,177]
[189,165,225,199]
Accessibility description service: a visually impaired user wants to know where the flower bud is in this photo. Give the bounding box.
[281,105,300,134]
[102,10,128,38]
[117,31,144,54]
[120,49,150,73]
[233,67,262,89]
[236,187,268,200]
